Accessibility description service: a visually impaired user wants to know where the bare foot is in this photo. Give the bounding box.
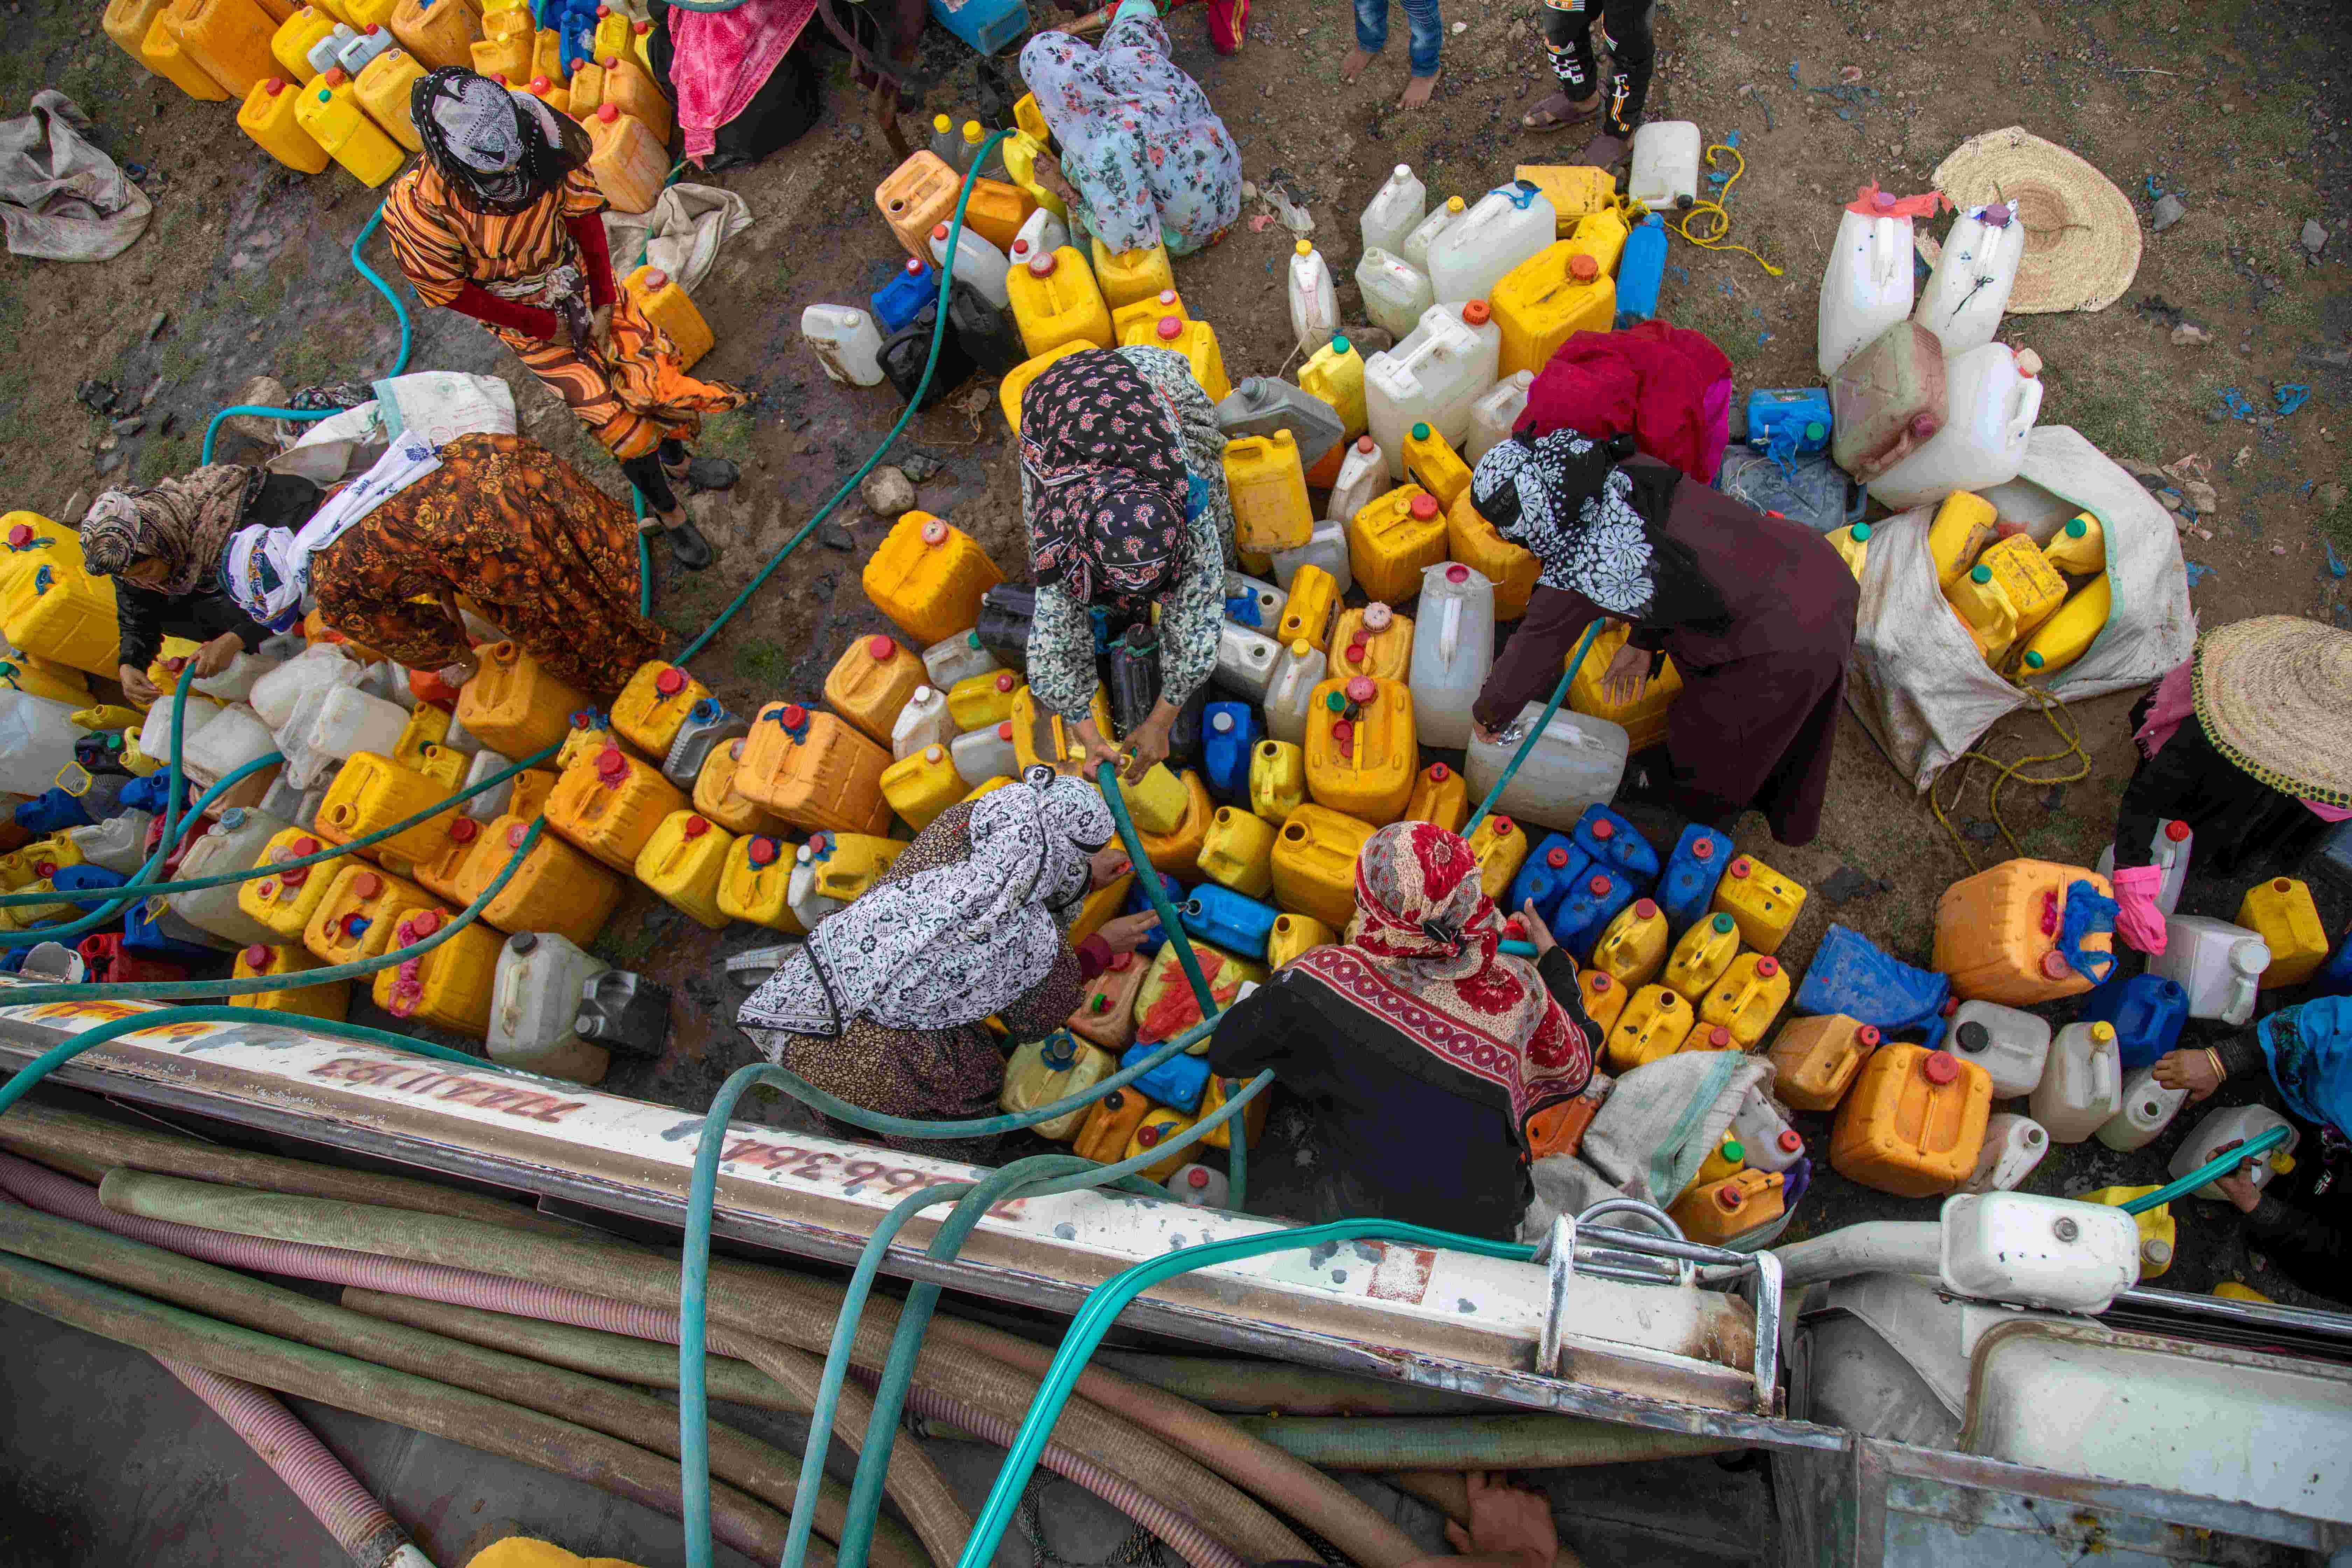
[1575,130,1630,167]
[1521,88,1601,130]
[1399,67,1441,107]
[1341,46,1376,80]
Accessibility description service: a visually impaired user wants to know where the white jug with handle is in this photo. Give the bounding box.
[1816,192,1917,377]
[1865,345,2044,510]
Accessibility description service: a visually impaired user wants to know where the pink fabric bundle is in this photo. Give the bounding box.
[1516,320,1734,485]
[667,0,819,163]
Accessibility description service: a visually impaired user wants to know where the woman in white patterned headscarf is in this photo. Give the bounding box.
[738,767,1160,1151]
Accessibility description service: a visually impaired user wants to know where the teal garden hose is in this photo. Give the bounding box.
[1462,618,1604,838]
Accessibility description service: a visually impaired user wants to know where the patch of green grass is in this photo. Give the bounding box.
[696,411,754,464]
[732,637,792,687]
[2320,479,2352,557]
[134,434,196,487]
[592,915,661,969]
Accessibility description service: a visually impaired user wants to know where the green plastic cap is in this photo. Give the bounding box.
[2023,650,2046,669]
[1412,422,1432,441]
[1804,421,1827,441]
[1711,913,1734,933]
[2065,517,2088,538]
[1721,1139,1744,1162]
[1851,522,1871,541]
[1970,564,1993,583]
[1324,691,1347,712]
[966,630,982,648]
[1331,335,1351,355]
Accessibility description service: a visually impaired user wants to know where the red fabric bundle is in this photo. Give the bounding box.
[1516,321,1735,484]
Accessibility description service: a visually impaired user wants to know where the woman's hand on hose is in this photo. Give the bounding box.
[2153,1046,2227,1104]
[117,663,159,707]
[1097,911,1161,955]
[1117,699,1178,784]
[189,632,244,678]
[1031,149,1079,208]
[1088,844,1133,889]
[1072,718,1126,780]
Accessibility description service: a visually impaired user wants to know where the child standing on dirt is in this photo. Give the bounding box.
[1343,0,1443,109]
[1521,0,1657,169]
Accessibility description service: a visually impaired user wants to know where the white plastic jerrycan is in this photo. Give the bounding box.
[1288,241,1339,353]
[2096,1065,2188,1153]
[1261,639,1328,746]
[1269,520,1352,596]
[1816,190,1918,377]
[1465,370,1535,463]
[1960,1112,2049,1193]
[1427,183,1558,308]
[1360,163,1427,258]
[1214,623,1281,703]
[1914,201,2026,356]
[487,931,613,1083]
[802,305,886,387]
[1466,700,1628,832]
[1866,345,2043,511]
[927,222,1011,310]
[890,685,953,759]
[1626,120,1702,211]
[1947,1000,2051,1099]
[249,643,358,731]
[1366,303,1503,479]
[1356,248,1435,340]
[2150,915,2269,1024]
[1402,195,1468,272]
[1408,564,1496,750]
[1325,436,1388,524]
[2170,1104,2300,1201]
[2031,1021,2123,1144]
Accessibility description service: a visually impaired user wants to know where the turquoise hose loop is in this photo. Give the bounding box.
[1462,618,1604,839]
[2121,1124,2290,1214]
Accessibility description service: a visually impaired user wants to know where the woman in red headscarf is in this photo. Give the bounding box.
[1206,821,1595,1239]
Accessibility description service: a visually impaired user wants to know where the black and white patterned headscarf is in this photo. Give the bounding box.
[411,68,589,216]
[1470,428,1658,619]
[738,767,1116,1039]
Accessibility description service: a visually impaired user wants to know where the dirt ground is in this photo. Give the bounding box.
[2,0,2348,1300]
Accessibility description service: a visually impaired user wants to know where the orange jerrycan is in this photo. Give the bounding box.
[1269,803,1376,928]
[302,864,443,964]
[1009,682,1114,778]
[1070,953,1149,1051]
[737,702,893,837]
[1491,243,1616,378]
[1133,941,1264,1045]
[1769,1015,1880,1112]
[1670,1168,1785,1245]
[1330,602,1414,684]
[454,816,623,947]
[1698,952,1790,1049]
[314,751,458,875]
[238,75,331,170]
[597,54,673,142]
[1304,675,1416,824]
[1445,490,1539,622]
[586,102,665,214]
[1605,983,1693,1072]
[1006,247,1114,360]
[1831,1043,1993,1197]
[2236,876,2329,989]
[293,69,405,186]
[1197,1071,1270,1151]
[875,151,964,260]
[469,14,530,80]
[1274,565,1340,654]
[693,739,788,837]
[1402,760,1466,834]
[1121,311,1230,400]
[1266,911,1335,968]
[879,745,962,834]
[1932,858,2112,1004]
[1468,813,1527,900]
[3,563,120,678]
[718,833,802,932]
[1347,488,1448,606]
[1127,1107,1200,1181]
[141,9,234,98]
[635,810,733,930]
[544,744,687,871]
[238,828,349,941]
[1577,967,1628,1031]
[391,0,477,68]
[1001,1032,1116,1141]
[611,659,712,760]
[1225,432,1314,558]
[957,178,1035,254]
[458,641,585,759]
[232,943,350,1020]
[1134,769,1212,880]
[824,635,925,748]
[1569,621,1682,754]
[109,0,181,71]
[1198,805,1277,899]
[863,512,1003,648]
[625,266,713,371]
[167,0,279,93]
[372,908,501,1036]
[1073,1087,1158,1164]
[1709,855,1808,956]
[353,46,424,150]
[947,668,1024,732]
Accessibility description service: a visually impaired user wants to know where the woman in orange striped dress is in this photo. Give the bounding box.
[384,69,746,569]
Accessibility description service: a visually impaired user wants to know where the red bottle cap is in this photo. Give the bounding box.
[1692,837,1715,860]
[808,832,829,853]
[1356,435,1375,453]
[265,75,286,93]
[995,671,1016,692]
[324,66,349,84]
[409,909,442,936]
[1331,719,1354,744]
[921,519,948,545]
[352,872,382,898]
[243,944,270,968]
[1137,1125,1162,1147]
[749,836,778,866]
[1428,763,1449,781]
[1445,564,1468,583]
[278,866,307,887]
[671,815,704,840]
[656,666,688,695]
[597,746,628,779]
[1345,676,1378,704]
[1157,288,1178,304]
[1186,1168,1209,1189]
[779,702,807,727]
[1778,1129,1803,1153]
[1344,643,1364,666]
[1756,956,1778,977]
[1492,816,1513,833]
[635,20,650,31]
[33,860,54,877]
[2164,819,2191,842]
[1921,1050,1960,1085]
[1714,1183,1744,1211]
[506,823,528,848]
[1545,847,1568,869]
[596,101,618,120]
[1634,898,1657,918]
[1028,252,1058,277]
[1156,315,1183,340]
[1408,492,1439,520]
[1587,875,1610,895]
[1591,819,1614,841]
[448,817,478,842]
[2039,951,2073,979]
[533,74,551,90]
[1856,1025,1881,1046]
[1728,857,1752,878]
[5,525,27,546]
[1461,300,1491,324]
[1569,252,1599,281]
[1589,972,1611,992]
[932,222,951,241]
[1707,1026,1731,1048]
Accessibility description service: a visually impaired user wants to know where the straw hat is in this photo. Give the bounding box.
[2192,616,2352,808]
[1931,127,2141,313]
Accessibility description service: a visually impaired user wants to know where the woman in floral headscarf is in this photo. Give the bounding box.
[1468,422,1857,846]
[1019,4,1241,258]
[1018,345,1234,783]
[1206,822,1596,1239]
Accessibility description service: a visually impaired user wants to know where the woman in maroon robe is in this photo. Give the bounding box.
[1467,424,1856,846]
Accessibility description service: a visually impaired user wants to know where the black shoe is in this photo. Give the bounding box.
[665,518,716,570]
[676,456,740,494]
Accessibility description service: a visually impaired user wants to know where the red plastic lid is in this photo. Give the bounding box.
[1921,1050,1960,1085]
[1408,492,1439,520]
[635,19,650,30]
[533,74,551,89]
[920,518,948,545]
[1728,857,1752,878]
[323,66,349,84]
[1136,1125,1162,1147]
[996,720,1012,740]
[1344,643,1364,666]
[1156,315,1183,340]
[2039,951,2072,979]
[1778,1129,1804,1153]
[2163,819,2191,841]
[506,823,528,848]
[1446,564,1468,583]
[1714,1182,1743,1211]
[597,745,628,778]
[1492,816,1513,833]
[674,815,706,840]
[1569,253,1599,281]
[352,872,382,898]
[6,525,27,546]
[749,836,779,866]
[1010,239,1030,258]
[902,257,924,276]
[780,701,808,726]
[448,817,478,842]
[1461,300,1491,324]
[1857,1025,1882,1045]
[596,102,623,122]
[1692,837,1714,860]
[1546,846,1568,868]
[657,666,688,695]
[1331,719,1354,744]
[243,944,270,968]
[363,21,379,30]
[1588,972,1611,992]
[31,860,54,877]
[1356,435,1375,453]
[342,912,368,935]
[265,75,286,93]
[932,222,950,241]
[1706,1026,1731,1048]
[1591,819,1614,841]
[1756,956,1779,977]
[1634,898,1658,918]
[1587,875,1609,895]
[1028,252,1058,277]
[1186,1168,1209,1189]
[1345,676,1378,704]
[278,866,308,887]
[1428,763,1449,781]
[995,671,1016,692]
[808,832,829,853]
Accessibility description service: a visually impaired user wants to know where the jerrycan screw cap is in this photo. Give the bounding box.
[1445,564,1468,583]
[920,518,948,545]
[682,815,710,839]
[2165,819,2192,841]
[1345,676,1378,704]
[1755,957,1779,976]
[1461,300,1491,324]
[1355,434,1375,453]
[1569,253,1599,280]
[656,666,688,695]
[1545,846,1569,868]
[1428,762,1449,780]
[242,944,271,968]
[1586,875,1609,895]
[1970,564,1993,583]
[1588,972,1612,992]
[2039,950,2073,979]
[1921,1050,1960,1085]
[1027,252,1058,277]
[1156,315,1183,340]
[1409,492,1438,520]
[1857,1024,1882,1045]
[1955,1021,1989,1052]
[505,822,529,847]
[748,836,779,866]
[1633,898,1658,918]
[596,745,628,779]
[448,817,478,842]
